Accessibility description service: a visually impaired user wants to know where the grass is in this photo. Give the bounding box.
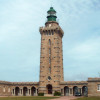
[0,96,58,100]
[75,96,100,100]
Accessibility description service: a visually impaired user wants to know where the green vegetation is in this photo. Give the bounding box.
[0,96,58,100]
[75,96,100,100]
[54,91,61,96]
[38,93,44,96]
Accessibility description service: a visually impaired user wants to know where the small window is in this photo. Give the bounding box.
[98,84,100,90]
[47,31,48,35]
[48,76,51,80]
[49,67,51,73]
[43,31,45,34]
[3,87,5,92]
[51,30,54,35]
[8,88,10,92]
[49,57,51,64]
[49,48,51,54]
[49,31,51,35]
[49,39,51,45]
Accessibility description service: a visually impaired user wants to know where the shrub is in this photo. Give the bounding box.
[38,93,44,96]
[54,91,61,96]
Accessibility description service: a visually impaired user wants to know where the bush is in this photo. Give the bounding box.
[54,91,61,96]
[38,93,44,96]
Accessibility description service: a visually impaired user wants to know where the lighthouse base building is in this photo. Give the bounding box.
[0,78,100,96]
[0,7,100,97]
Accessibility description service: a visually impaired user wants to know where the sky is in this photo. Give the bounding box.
[0,0,100,82]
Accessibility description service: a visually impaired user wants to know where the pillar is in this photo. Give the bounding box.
[13,88,15,96]
[22,88,23,96]
[27,88,30,96]
[80,88,82,95]
[69,88,70,96]
[35,89,38,96]
[20,88,22,96]
[30,88,31,96]
[52,90,55,95]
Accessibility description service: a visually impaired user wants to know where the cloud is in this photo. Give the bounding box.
[64,36,100,81]
[68,36,100,59]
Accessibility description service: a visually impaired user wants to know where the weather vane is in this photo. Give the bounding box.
[51,0,53,7]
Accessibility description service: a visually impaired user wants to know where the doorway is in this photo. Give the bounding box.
[47,84,52,94]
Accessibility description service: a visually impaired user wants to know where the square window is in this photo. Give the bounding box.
[3,88,5,92]
[98,84,100,91]
[8,88,10,92]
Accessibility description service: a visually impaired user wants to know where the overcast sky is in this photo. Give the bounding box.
[0,0,100,82]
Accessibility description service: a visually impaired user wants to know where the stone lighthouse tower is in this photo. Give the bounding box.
[39,7,64,95]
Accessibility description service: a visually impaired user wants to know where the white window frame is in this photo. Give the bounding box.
[8,88,10,92]
[3,87,5,92]
[97,84,100,91]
